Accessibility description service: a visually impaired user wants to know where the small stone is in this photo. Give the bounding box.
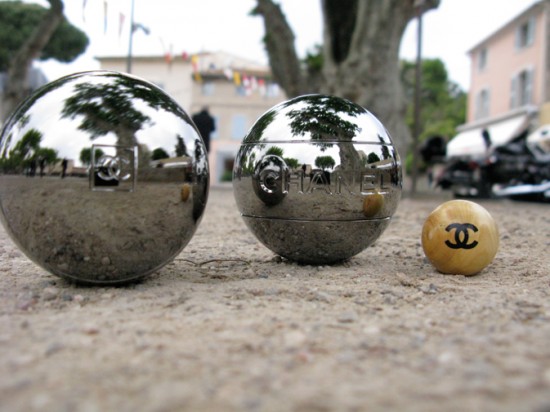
[42,287,59,301]
[44,342,65,357]
[312,291,333,303]
[82,324,100,335]
[338,311,359,323]
[101,256,111,266]
[284,330,307,349]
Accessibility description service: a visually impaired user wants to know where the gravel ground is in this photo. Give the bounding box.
[1,185,550,412]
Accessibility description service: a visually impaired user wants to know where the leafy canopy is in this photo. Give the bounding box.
[0,1,89,71]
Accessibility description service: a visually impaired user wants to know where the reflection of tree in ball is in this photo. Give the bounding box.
[233,94,402,264]
[422,200,499,276]
[0,71,209,285]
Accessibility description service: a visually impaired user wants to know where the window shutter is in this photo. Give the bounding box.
[510,75,517,109]
[526,68,534,104]
[527,16,536,46]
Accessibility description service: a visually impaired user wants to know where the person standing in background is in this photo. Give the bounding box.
[192,107,215,152]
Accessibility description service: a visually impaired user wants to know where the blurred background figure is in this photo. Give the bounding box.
[192,107,215,152]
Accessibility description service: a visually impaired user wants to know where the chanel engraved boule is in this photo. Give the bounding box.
[233,94,402,264]
[0,71,209,284]
[422,200,499,275]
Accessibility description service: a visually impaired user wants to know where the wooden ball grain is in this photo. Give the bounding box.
[421,200,499,275]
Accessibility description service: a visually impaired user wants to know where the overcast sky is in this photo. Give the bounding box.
[33,0,536,90]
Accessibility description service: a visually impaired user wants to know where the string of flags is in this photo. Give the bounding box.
[80,1,278,97]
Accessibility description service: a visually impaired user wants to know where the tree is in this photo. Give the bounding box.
[80,147,105,166]
[401,58,466,141]
[151,147,169,160]
[251,0,440,160]
[401,58,466,170]
[1,0,89,121]
[315,155,336,170]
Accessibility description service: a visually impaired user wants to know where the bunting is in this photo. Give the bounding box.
[103,0,108,33]
[191,55,202,82]
[118,12,125,38]
[82,0,87,21]
[233,71,241,86]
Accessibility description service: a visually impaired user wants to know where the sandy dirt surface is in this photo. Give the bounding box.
[1,186,550,412]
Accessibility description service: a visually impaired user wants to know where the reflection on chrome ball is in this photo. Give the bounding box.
[0,71,209,284]
[233,94,402,264]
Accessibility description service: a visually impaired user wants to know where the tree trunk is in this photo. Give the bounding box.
[2,0,64,122]
[254,0,440,161]
[252,0,309,96]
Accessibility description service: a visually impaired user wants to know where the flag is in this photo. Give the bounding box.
[233,71,241,86]
[242,75,252,96]
[82,0,87,21]
[103,1,108,34]
[223,68,233,80]
[165,45,173,66]
[258,78,266,96]
[191,55,201,82]
[118,12,125,38]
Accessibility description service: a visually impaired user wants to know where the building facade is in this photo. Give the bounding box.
[450,0,550,157]
[97,51,285,184]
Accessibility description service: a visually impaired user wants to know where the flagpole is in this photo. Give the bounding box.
[126,0,135,73]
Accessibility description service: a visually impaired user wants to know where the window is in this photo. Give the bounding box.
[475,88,490,120]
[211,116,219,140]
[478,48,488,71]
[235,85,247,96]
[231,115,248,140]
[201,82,215,96]
[515,16,535,49]
[510,68,534,108]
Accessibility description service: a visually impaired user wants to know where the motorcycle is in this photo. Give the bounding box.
[432,126,550,201]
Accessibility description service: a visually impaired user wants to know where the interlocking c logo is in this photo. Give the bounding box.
[445,223,479,249]
[96,155,131,182]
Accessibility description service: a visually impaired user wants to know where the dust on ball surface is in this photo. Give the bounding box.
[421,200,499,276]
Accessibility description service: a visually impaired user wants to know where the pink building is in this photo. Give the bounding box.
[449,0,550,157]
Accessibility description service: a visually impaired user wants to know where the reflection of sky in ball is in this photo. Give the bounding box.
[244,96,395,170]
[15,79,198,167]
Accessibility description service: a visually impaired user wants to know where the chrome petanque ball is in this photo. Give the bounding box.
[0,71,209,284]
[233,94,402,264]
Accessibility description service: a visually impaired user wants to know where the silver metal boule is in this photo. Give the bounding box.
[0,71,209,284]
[233,94,402,264]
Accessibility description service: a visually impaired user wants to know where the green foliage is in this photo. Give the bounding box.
[35,147,57,164]
[284,157,300,169]
[0,128,57,172]
[0,1,89,71]
[220,170,233,182]
[151,147,169,160]
[266,146,284,157]
[314,155,336,170]
[175,136,188,157]
[367,152,381,164]
[305,44,323,72]
[79,147,105,165]
[401,58,467,149]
